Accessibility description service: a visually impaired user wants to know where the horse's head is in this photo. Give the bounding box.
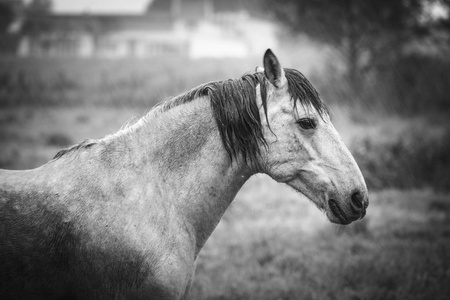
[258,49,368,225]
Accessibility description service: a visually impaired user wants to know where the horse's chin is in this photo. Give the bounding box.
[285,178,357,225]
[325,210,352,225]
[284,178,327,212]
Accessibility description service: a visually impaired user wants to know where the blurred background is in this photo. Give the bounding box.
[1,0,449,299]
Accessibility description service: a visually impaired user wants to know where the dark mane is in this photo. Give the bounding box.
[52,68,327,165]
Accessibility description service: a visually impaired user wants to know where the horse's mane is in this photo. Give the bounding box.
[53,138,98,160]
[53,69,327,167]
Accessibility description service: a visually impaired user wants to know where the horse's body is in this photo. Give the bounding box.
[0,50,368,299]
[0,98,234,299]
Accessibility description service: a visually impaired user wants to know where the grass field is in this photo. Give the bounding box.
[0,55,449,299]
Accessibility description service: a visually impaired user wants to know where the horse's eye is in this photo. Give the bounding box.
[297,118,316,130]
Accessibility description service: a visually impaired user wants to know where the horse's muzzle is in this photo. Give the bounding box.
[328,191,368,225]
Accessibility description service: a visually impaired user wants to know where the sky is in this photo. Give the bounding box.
[52,0,152,14]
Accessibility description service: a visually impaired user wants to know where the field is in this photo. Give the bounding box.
[1,54,449,299]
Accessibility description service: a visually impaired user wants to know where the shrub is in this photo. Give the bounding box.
[351,128,450,191]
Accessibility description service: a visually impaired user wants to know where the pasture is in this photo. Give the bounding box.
[1,54,449,299]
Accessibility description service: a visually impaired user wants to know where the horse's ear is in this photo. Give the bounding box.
[263,49,287,89]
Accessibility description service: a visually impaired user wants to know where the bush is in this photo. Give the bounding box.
[351,128,450,191]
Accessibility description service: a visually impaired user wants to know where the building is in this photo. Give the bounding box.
[15,0,277,59]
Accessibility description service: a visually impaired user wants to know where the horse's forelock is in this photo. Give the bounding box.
[284,68,329,118]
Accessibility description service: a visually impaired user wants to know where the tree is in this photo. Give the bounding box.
[264,0,449,92]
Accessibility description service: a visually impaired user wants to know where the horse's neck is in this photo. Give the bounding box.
[111,98,251,254]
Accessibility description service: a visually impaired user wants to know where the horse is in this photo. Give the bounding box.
[0,49,368,299]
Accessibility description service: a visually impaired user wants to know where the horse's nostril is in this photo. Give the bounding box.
[351,191,364,210]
